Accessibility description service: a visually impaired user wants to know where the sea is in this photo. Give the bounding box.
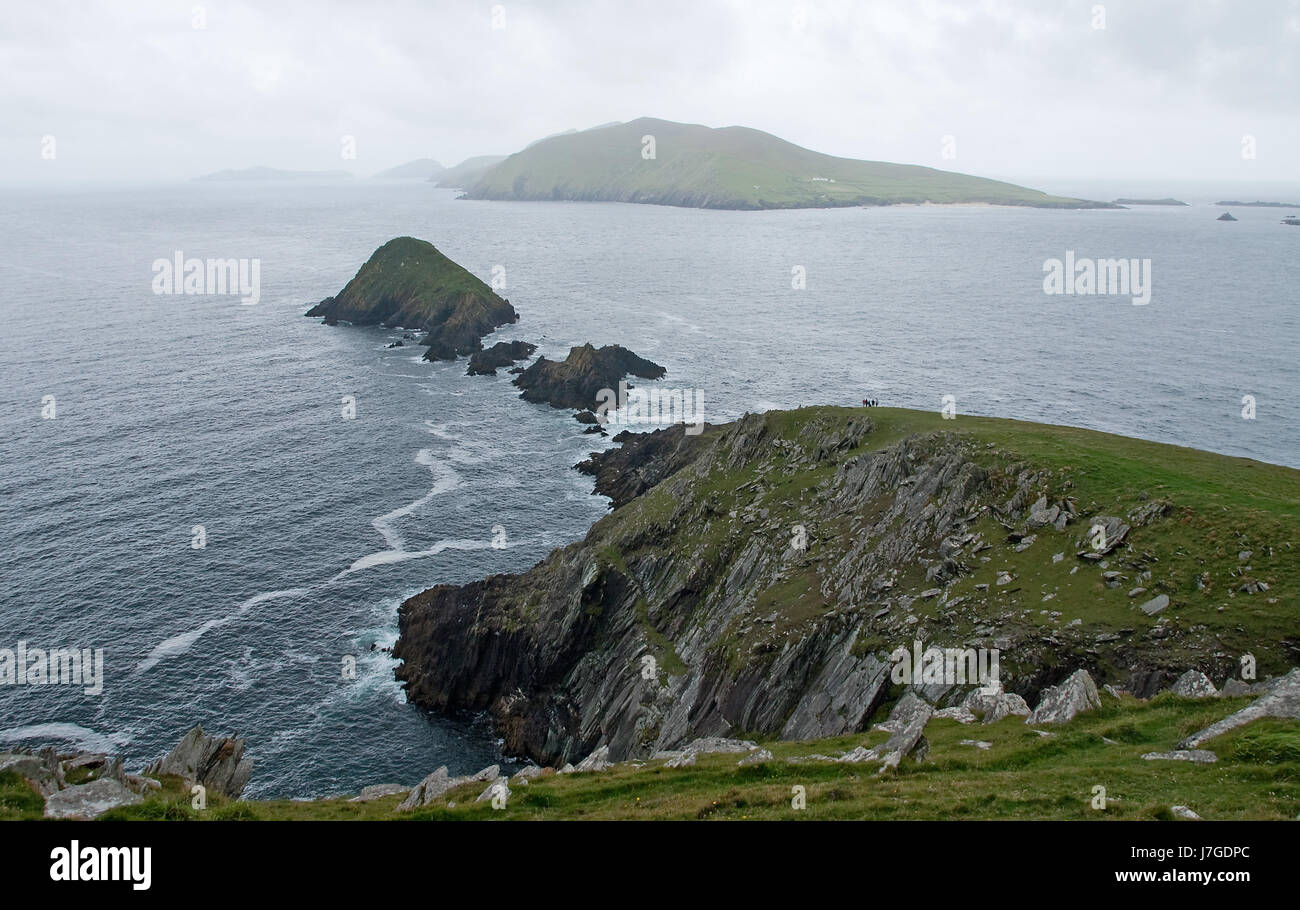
[1,180,1296,796]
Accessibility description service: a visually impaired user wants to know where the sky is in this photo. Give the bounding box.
[3,0,1298,187]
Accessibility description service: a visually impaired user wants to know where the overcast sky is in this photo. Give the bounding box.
[4,0,1297,186]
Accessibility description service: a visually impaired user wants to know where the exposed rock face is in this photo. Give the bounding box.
[305,237,518,361]
[395,412,1012,765]
[392,407,1291,767]
[1177,669,1300,749]
[467,340,537,375]
[839,691,933,768]
[394,763,501,812]
[513,343,666,411]
[1170,670,1218,698]
[1027,670,1100,725]
[144,724,252,798]
[43,779,142,819]
[1142,750,1217,764]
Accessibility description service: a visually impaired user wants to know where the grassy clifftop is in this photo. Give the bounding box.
[464,118,1106,210]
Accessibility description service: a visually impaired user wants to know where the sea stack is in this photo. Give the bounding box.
[306,236,518,360]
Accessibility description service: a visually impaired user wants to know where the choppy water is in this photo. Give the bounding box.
[1,182,1296,796]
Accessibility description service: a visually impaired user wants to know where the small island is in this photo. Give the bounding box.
[512,343,665,410]
[1217,212,1238,221]
[1215,200,1300,208]
[305,237,518,361]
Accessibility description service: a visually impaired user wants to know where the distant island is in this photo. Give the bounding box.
[1113,198,1187,206]
[434,155,508,188]
[194,166,354,181]
[373,158,444,180]
[305,237,517,361]
[461,117,1112,210]
[1215,200,1300,208]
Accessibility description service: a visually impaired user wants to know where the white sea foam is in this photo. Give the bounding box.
[134,587,310,674]
[0,722,130,753]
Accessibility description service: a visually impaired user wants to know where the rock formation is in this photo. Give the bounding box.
[305,237,518,360]
[467,340,537,375]
[512,343,665,411]
[145,724,253,798]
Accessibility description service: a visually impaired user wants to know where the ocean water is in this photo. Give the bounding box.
[1,182,1296,796]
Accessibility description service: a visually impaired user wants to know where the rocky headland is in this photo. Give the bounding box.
[306,236,518,360]
[467,340,538,375]
[392,406,1298,767]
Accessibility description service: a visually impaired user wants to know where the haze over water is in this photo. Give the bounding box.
[1,181,1296,796]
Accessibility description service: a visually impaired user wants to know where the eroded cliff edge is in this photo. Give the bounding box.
[393,407,1297,766]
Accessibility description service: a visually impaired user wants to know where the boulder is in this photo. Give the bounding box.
[1139,594,1169,616]
[1170,670,1218,699]
[841,691,932,768]
[0,750,63,795]
[145,725,252,798]
[963,683,1031,724]
[1177,669,1300,749]
[574,746,612,772]
[352,783,410,802]
[475,779,510,805]
[1026,670,1100,725]
[43,779,142,820]
[1142,750,1217,764]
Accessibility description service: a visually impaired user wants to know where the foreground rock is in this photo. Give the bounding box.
[512,343,665,411]
[1142,750,1217,764]
[963,682,1031,724]
[1169,670,1218,698]
[305,237,518,361]
[1177,669,1300,749]
[840,692,933,768]
[395,763,500,812]
[1027,670,1100,725]
[43,779,142,820]
[144,724,253,798]
[467,340,537,375]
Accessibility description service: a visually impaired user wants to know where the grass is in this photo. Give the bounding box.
[18,689,1293,821]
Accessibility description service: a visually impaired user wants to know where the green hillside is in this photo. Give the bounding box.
[464,118,1106,210]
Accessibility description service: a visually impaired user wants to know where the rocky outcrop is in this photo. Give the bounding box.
[43,778,142,820]
[1026,670,1100,725]
[1170,670,1218,698]
[394,763,500,812]
[1177,669,1300,749]
[144,724,252,798]
[392,406,1295,768]
[305,237,518,361]
[513,343,665,411]
[467,340,537,375]
[839,692,933,768]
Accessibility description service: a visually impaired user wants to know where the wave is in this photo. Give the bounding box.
[0,722,131,753]
[134,587,311,674]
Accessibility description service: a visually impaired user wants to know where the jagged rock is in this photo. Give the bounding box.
[468,764,501,782]
[1170,805,1202,820]
[1220,678,1257,696]
[665,752,696,768]
[933,706,978,724]
[737,749,774,766]
[475,779,510,805]
[43,779,142,819]
[574,746,612,772]
[145,725,252,798]
[124,774,162,794]
[0,750,63,795]
[1142,750,1217,764]
[467,340,538,375]
[675,737,758,756]
[963,683,1031,724]
[1170,670,1218,698]
[513,343,665,411]
[1026,670,1100,724]
[511,765,545,782]
[1177,669,1300,749]
[840,692,932,768]
[395,766,452,811]
[352,783,411,802]
[1139,594,1169,615]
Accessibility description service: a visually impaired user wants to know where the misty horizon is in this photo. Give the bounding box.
[5,0,1298,190]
